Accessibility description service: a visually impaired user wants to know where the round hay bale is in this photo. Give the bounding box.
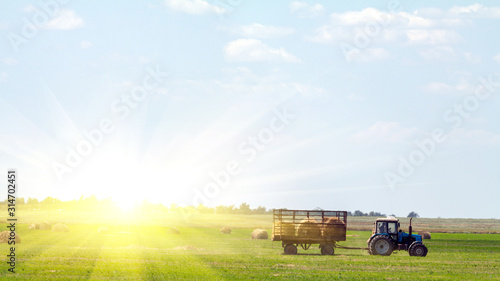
[273,222,295,238]
[297,218,321,238]
[0,231,21,243]
[40,222,51,230]
[419,231,431,239]
[322,217,346,238]
[251,229,268,239]
[29,223,40,230]
[166,227,180,234]
[52,223,69,232]
[98,227,109,234]
[220,227,231,234]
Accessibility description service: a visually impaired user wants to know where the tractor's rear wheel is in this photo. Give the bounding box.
[321,245,334,255]
[369,235,394,256]
[284,244,298,255]
[409,242,428,257]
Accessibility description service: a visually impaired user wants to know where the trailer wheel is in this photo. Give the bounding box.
[320,245,334,255]
[284,244,297,255]
[409,242,427,257]
[369,235,393,256]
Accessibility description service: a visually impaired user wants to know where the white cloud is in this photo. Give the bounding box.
[3,58,18,65]
[345,48,391,63]
[164,0,225,15]
[224,39,301,63]
[0,72,8,83]
[347,93,365,102]
[464,52,481,64]
[44,9,84,30]
[290,1,324,18]
[406,29,462,45]
[418,46,457,62]
[423,82,455,95]
[449,4,500,18]
[81,40,92,49]
[351,121,423,144]
[494,53,500,64]
[24,5,37,12]
[448,128,500,146]
[229,23,295,38]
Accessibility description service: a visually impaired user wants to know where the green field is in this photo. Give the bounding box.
[1,212,500,280]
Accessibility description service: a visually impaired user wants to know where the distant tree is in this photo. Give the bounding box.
[354,210,366,216]
[347,211,353,216]
[407,211,419,218]
[196,204,214,214]
[253,206,267,214]
[27,198,38,204]
[238,203,251,214]
[368,211,385,217]
[215,205,234,214]
[16,197,25,204]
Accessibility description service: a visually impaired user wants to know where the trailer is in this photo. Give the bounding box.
[272,209,347,255]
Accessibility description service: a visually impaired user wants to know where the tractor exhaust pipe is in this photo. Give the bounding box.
[409,217,413,238]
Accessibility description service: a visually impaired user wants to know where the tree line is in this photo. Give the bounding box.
[1,196,418,217]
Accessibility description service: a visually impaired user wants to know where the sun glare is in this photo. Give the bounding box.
[115,195,138,212]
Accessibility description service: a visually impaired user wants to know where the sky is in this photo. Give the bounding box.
[1,0,499,219]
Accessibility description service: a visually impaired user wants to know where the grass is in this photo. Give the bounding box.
[1,216,499,280]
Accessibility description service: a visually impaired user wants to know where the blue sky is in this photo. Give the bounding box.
[1,0,499,218]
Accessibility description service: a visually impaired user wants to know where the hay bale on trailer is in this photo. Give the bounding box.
[0,231,21,243]
[418,231,431,239]
[251,229,268,239]
[273,222,295,238]
[322,217,346,238]
[52,223,69,232]
[297,218,321,238]
[220,227,231,234]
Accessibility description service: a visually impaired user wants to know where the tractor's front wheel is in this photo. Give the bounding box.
[284,244,298,255]
[409,242,428,257]
[369,235,394,256]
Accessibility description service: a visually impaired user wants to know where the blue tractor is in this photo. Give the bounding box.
[367,217,428,257]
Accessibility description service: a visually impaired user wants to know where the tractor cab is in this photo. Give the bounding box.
[374,218,399,242]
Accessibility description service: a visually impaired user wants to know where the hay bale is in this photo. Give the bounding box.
[419,231,431,239]
[297,218,321,238]
[0,231,21,243]
[52,223,69,232]
[98,227,109,234]
[251,229,268,239]
[166,227,180,234]
[220,227,231,234]
[322,217,346,238]
[273,222,295,238]
[29,223,40,230]
[40,222,51,230]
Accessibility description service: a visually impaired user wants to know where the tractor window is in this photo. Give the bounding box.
[388,222,397,234]
[377,222,387,233]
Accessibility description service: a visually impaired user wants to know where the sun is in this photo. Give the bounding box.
[114,195,139,212]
